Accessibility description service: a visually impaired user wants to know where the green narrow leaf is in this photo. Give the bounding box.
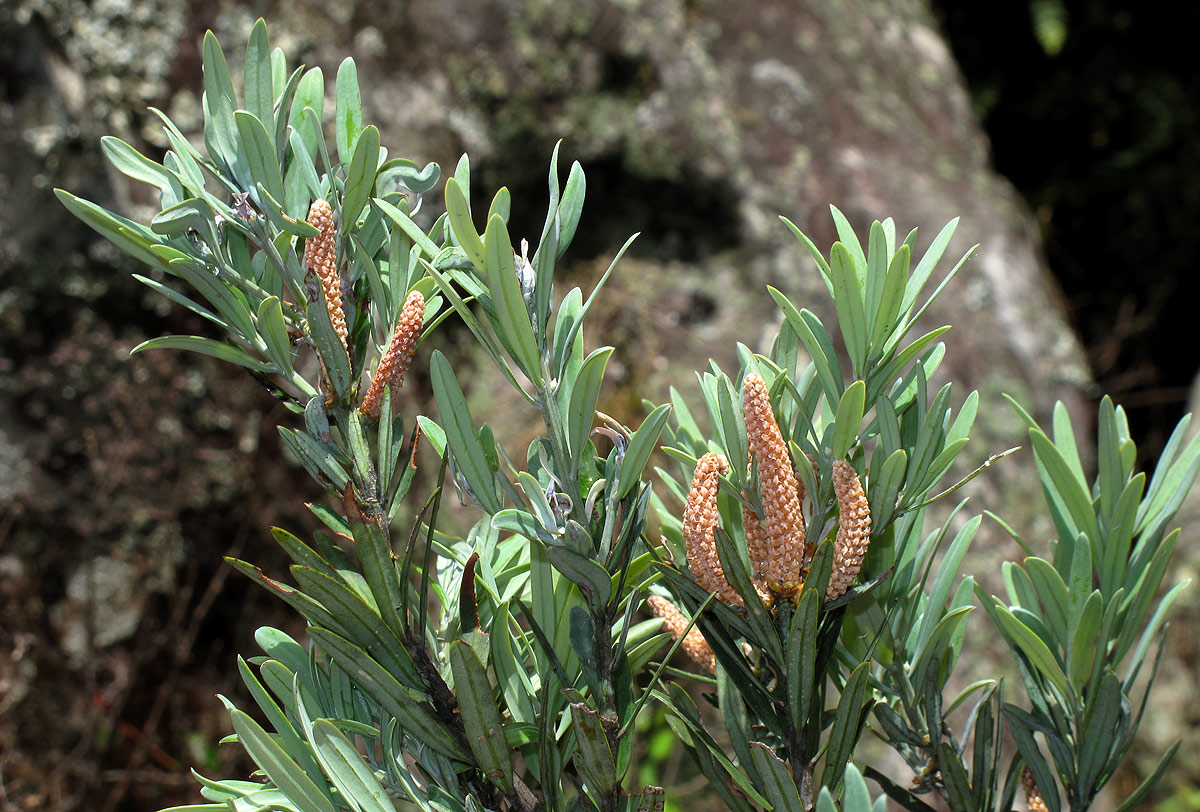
[424,263,527,397]
[1066,530,1092,627]
[749,743,805,812]
[936,743,974,812]
[913,515,980,659]
[374,196,441,259]
[830,243,869,375]
[133,274,224,329]
[342,125,380,234]
[570,702,618,792]
[310,720,395,812]
[280,428,349,492]
[864,220,888,334]
[1030,429,1102,545]
[787,587,819,731]
[132,335,270,372]
[869,448,906,530]
[430,351,502,514]
[901,217,958,316]
[445,177,486,272]
[716,668,761,788]
[150,198,213,235]
[616,403,672,499]
[289,68,325,156]
[869,243,911,351]
[201,30,240,178]
[308,279,352,402]
[450,640,514,791]
[1136,424,1200,536]
[1112,742,1179,812]
[1067,591,1102,692]
[831,380,866,457]
[993,603,1070,696]
[567,347,614,464]
[1096,396,1124,519]
[546,546,612,610]
[1077,673,1121,796]
[101,136,182,196]
[256,296,294,375]
[823,661,873,790]
[335,57,363,166]
[1025,557,1070,644]
[235,657,326,791]
[234,111,284,204]
[55,190,170,271]
[557,160,586,258]
[768,291,840,405]
[345,496,405,641]
[1051,401,1086,486]
[830,205,866,275]
[1100,473,1143,594]
[308,627,469,761]
[243,18,274,128]
[1124,580,1189,689]
[226,707,336,812]
[779,216,834,295]
[484,213,543,382]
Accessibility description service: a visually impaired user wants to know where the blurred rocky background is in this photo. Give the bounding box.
[1,0,1196,810]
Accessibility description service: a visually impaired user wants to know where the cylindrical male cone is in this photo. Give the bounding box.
[304,199,347,351]
[360,290,426,418]
[683,453,743,606]
[826,460,872,601]
[742,373,806,595]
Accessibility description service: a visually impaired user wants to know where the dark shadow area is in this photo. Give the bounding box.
[933,0,1200,465]
[476,148,742,265]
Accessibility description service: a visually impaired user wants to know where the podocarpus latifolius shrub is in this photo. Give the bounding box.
[58,19,1200,812]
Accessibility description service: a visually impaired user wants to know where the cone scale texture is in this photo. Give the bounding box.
[360,290,426,419]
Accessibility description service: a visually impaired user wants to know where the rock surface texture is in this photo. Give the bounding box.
[7,1,1157,810]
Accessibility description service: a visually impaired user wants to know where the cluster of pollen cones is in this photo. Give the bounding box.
[652,372,872,673]
[304,199,426,418]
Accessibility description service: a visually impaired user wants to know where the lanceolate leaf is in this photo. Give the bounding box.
[430,351,503,514]
[1112,742,1180,812]
[570,703,618,793]
[54,190,171,272]
[132,335,271,372]
[749,743,805,812]
[445,177,486,272]
[101,136,183,196]
[335,57,363,166]
[310,720,395,812]
[450,640,514,791]
[1029,428,1102,545]
[226,706,336,812]
[201,30,240,178]
[344,491,405,640]
[616,403,672,499]
[787,587,820,731]
[234,110,284,205]
[484,213,542,383]
[991,601,1070,697]
[567,347,614,465]
[824,661,873,790]
[832,380,866,457]
[243,19,274,130]
[308,627,468,762]
[342,125,381,234]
